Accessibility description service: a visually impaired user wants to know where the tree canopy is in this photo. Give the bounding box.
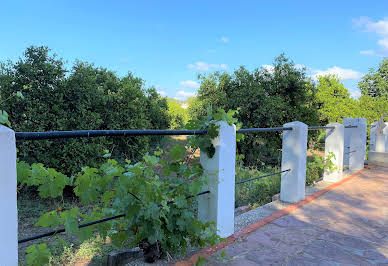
[0,46,169,174]
[359,58,388,99]
[190,54,320,166]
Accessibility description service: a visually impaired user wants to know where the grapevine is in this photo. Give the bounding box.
[14,107,241,265]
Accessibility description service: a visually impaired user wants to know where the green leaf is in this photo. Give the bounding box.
[207,123,219,139]
[25,243,51,266]
[144,155,159,166]
[175,195,187,208]
[35,210,60,228]
[16,91,25,99]
[17,161,32,184]
[29,163,47,186]
[103,153,111,158]
[0,110,10,126]
[38,168,68,198]
[77,214,95,241]
[169,144,186,161]
[60,208,79,234]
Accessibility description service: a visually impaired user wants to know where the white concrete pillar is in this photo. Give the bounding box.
[343,117,367,171]
[370,122,377,152]
[198,121,236,238]
[376,136,386,152]
[280,121,308,203]
[0,125,18,265]
[323,123,344,182]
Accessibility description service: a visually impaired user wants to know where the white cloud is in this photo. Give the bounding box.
[221,36,229,43]
[188,62,228,71]
[353,16,388,37]
[262,64,274,73]
[180,80,200,89]
[262,64,305,73]
[353,16,388,55]
[360,50,375,55]
[311,66,362,81]
[378,39,388,50]
[174,90,196,101]
[157,90,167,97]
[349,89,361,99]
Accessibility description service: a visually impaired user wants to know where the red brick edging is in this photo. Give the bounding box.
[174,168,370,266]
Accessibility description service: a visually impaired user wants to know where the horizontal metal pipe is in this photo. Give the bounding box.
[16,127,296,141]
[18,190,210,244]
[17,124,355,141]
[18,214,126,244]
[15,129,208,141]
[235,169,291,185]
[308,126,335,130]
[237,127,293,134]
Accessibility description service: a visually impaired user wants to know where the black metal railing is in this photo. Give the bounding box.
[14,124,360,142]
[308,125,357,130]
[235,169,291,185]
[16,123,345,244]
[15,129,207,141]
[237,127,292,134]
[308,126,335,130]
[18,190,210,244]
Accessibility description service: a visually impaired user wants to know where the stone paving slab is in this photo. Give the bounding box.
[204,166,388,265]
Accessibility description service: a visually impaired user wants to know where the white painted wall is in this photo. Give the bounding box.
[0,126,18,265]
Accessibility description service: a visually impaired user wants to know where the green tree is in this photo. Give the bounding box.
[186,96,204,120]
[191,54,320,166]
[354,95,388,123]
[359,58,388,99]
[315,75,356,124]
[167,99,187,129]
[0,46,170,174]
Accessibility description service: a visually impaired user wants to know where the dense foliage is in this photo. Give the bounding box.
[15,108,242,265]
[315,75,388,125]
[0,46,170,175]
[359,58,388,99]
[191,54,320,166]
[167,99,188,129]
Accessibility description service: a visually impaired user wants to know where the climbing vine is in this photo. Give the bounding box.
[15,107,241,265]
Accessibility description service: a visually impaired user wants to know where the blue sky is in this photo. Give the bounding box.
[1,0,387,100]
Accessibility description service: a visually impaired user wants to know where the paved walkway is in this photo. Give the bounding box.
[205,166,388,265]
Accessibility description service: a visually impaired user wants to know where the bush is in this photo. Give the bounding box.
[0,46,170,175]
[235,165,281,207]
[235,153,336,208]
